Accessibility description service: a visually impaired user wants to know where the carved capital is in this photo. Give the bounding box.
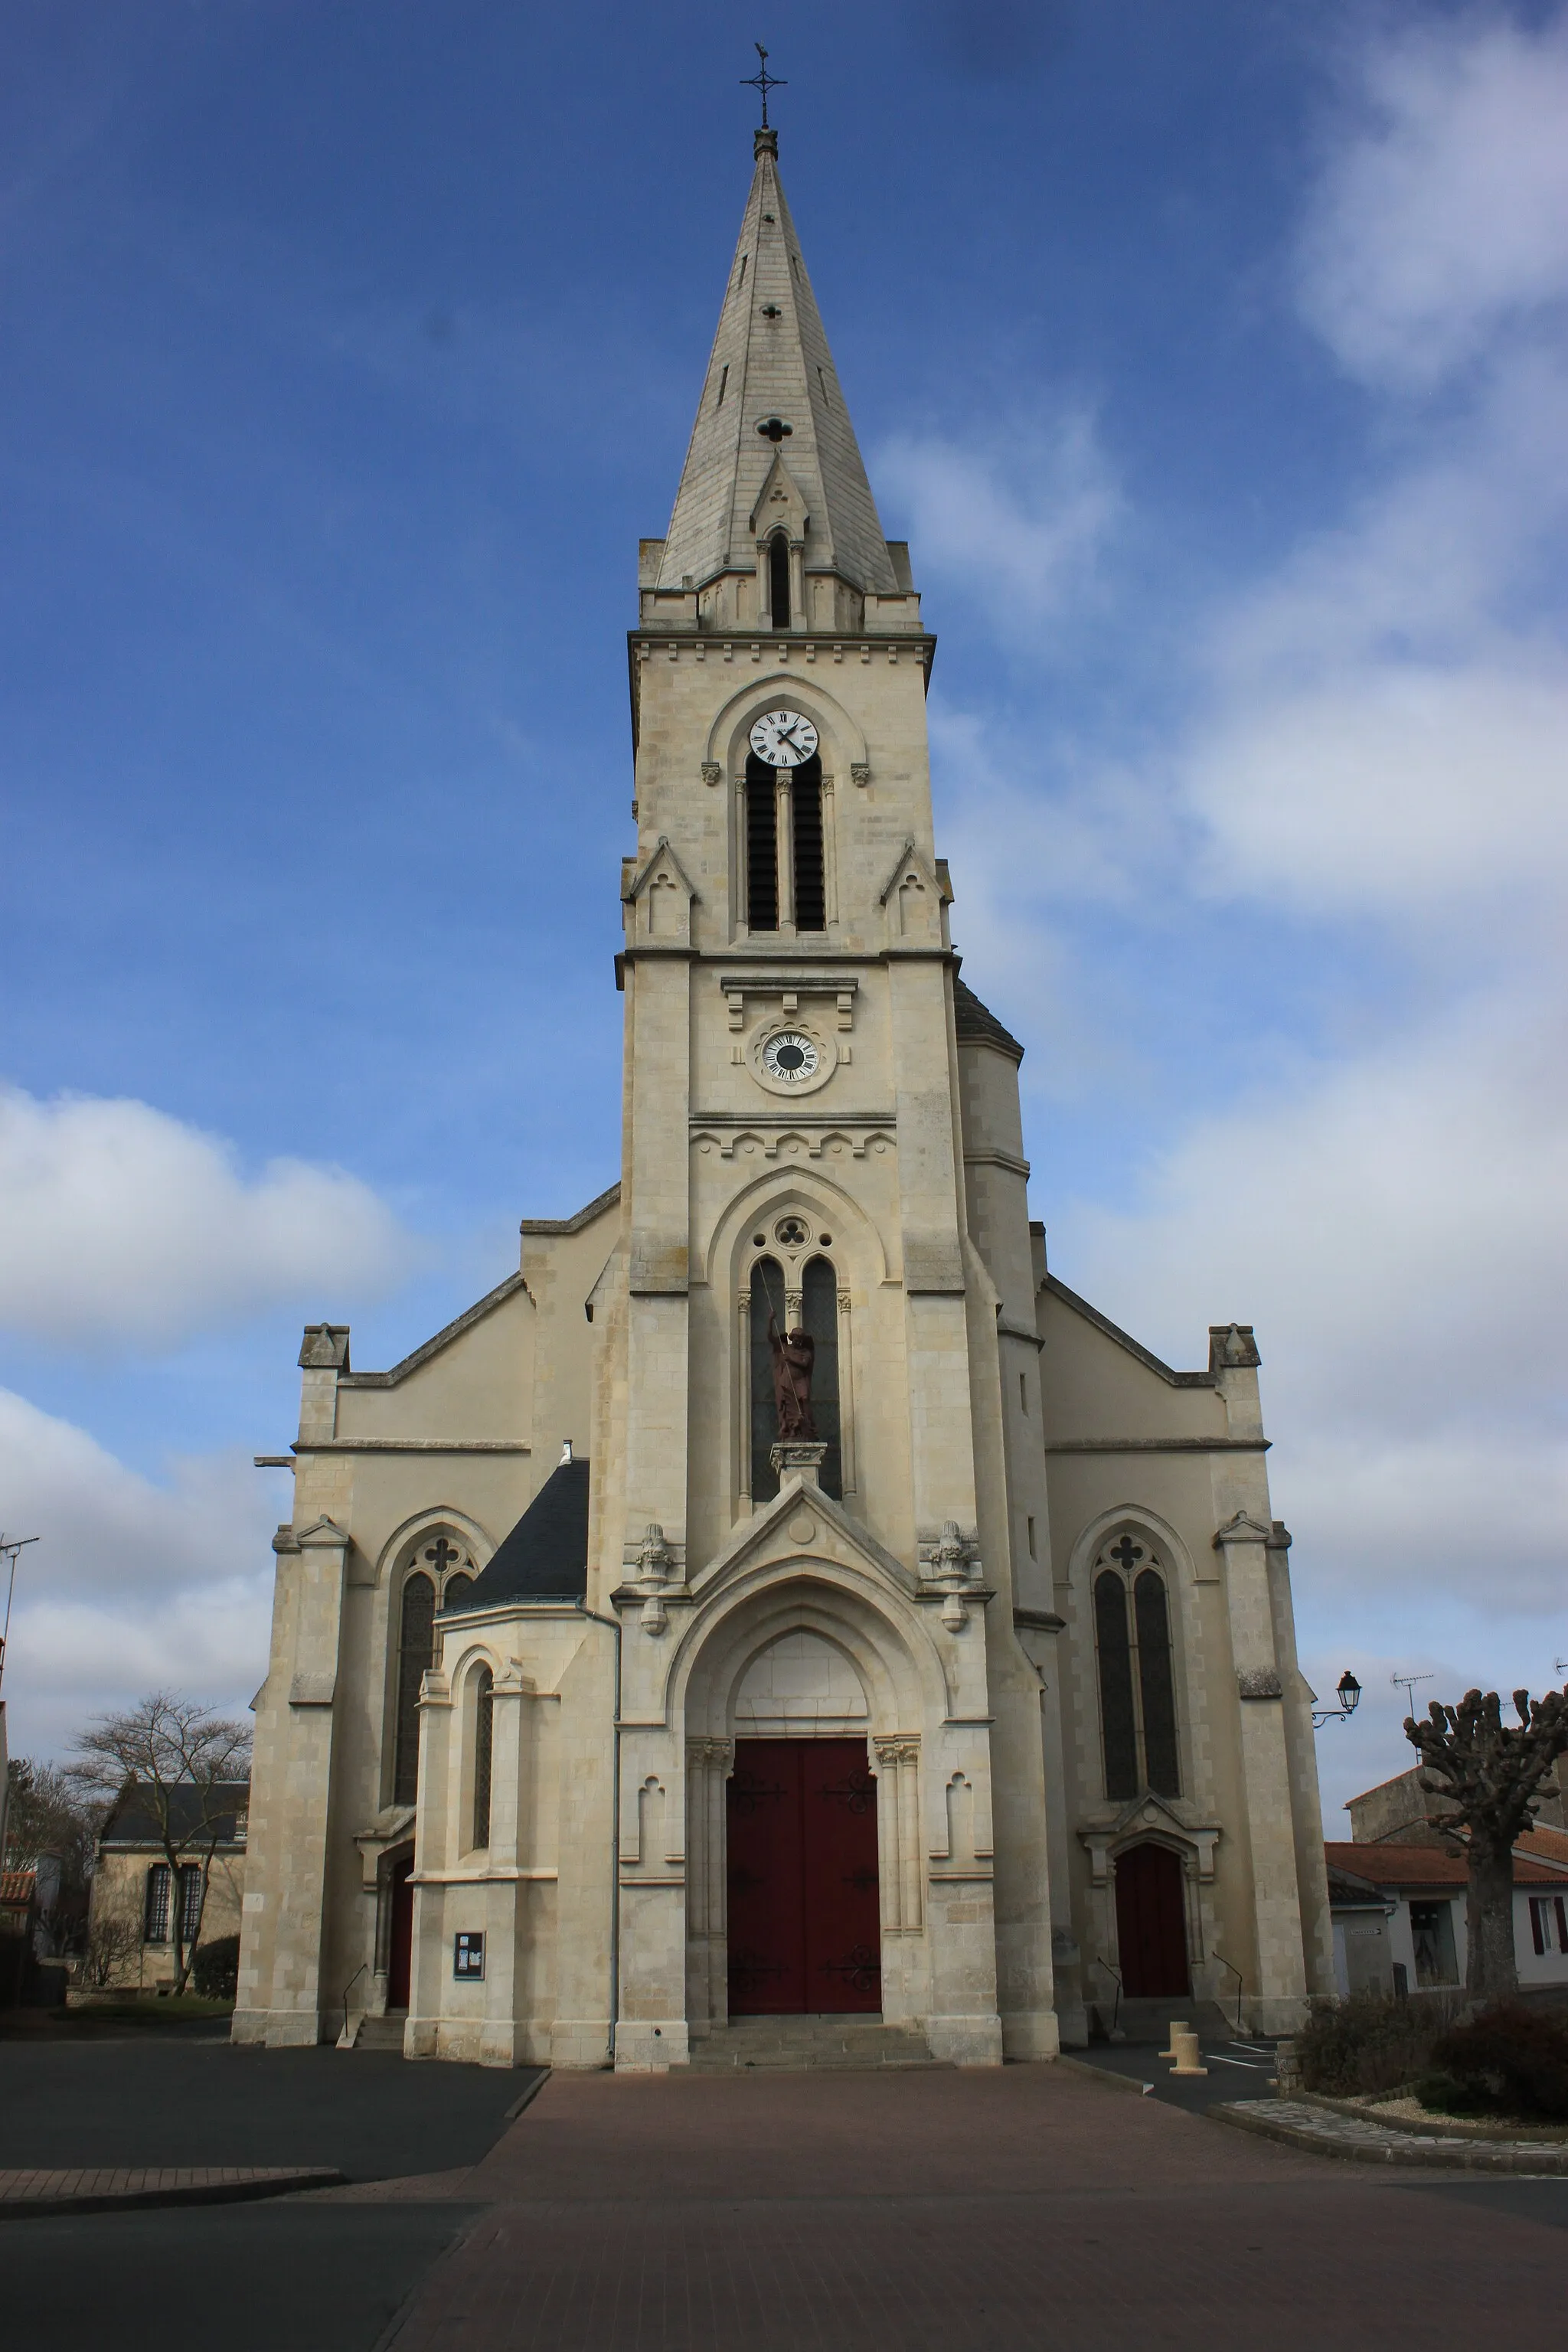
[701,760,722,787]
[851,762,871,787]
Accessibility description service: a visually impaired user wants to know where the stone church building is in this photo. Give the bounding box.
[234,127,1333,2068]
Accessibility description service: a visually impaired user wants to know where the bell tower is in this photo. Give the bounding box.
[600,120,989,1592]
[590,122,1062,2067]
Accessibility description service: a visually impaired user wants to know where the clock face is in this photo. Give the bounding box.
[761,1031,821,1085]
[750,709,819,768]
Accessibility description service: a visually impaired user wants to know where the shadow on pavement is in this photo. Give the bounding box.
[0,2203,479,2352]
[0,2036,539,2179]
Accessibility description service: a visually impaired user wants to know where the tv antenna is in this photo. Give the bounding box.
[1391,1670,1434,1722]
[0,1533,40,1695]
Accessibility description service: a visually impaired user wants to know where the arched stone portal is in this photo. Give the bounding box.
[677,1570,935,2040]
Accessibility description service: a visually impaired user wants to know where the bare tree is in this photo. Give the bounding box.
[70,1693,251,1996]
[4,1758,108,1891]
[78,1902,145,1990]
[1404,1687,1568,2002]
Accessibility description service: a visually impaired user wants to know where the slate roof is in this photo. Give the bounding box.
[98,1781,250,1851]
[1325,1841,1568,1890]
[952,978,1024,1063]
[445,1458,592,1610]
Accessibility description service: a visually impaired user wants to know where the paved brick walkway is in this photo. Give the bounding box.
[373,2064,1563,2350]
[0,2164,341,2216]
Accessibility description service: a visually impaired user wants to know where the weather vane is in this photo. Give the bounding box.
[742,42,786,129]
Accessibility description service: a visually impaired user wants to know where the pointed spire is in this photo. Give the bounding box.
[655,132,901,602]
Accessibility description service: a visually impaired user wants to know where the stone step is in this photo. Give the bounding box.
[352,2011,408,2053]
[687,2014,947,2071]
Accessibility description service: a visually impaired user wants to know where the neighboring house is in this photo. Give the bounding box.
[0,1860,68,2007]
[90,1781,250,1988]
[1347,1762,1565,1843]
[1325,1838,1568,1998]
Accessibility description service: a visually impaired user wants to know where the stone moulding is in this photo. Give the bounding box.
[690,1123,895,1162]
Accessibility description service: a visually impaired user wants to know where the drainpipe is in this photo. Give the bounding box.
[575,1599,622,2069]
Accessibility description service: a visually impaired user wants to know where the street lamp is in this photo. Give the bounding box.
[1312,1670,1361,1730]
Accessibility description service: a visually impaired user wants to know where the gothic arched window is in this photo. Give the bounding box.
[471,1665,495,1851]
[749,1257,786,1501]
[802,1256,841,1498]
[747,1252,842,1504]
[394,1570,436,1806]
[1093,1536,1181,1800]
[769,531,790,628]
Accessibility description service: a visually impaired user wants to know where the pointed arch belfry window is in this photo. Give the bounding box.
[791,764,825,932]
[1093,1535,1181,1800]
[745,760,779,931]
[768,531,791,629]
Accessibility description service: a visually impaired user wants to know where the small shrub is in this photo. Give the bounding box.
[191,1934,240,2001]
[1423,2004,1568,2122]
[1295,1992,1454,2099]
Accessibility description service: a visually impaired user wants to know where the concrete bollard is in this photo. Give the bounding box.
[1158,2020,1189,2059]
[1169,2025,1207,2078]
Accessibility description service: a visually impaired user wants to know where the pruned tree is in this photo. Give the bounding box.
[1404,1687,1568,2002]
[70,1693,251,1996]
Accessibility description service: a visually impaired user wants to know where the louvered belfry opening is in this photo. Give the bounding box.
[745,757,779,930]
[791,758,825,931]
[769,531,791,627]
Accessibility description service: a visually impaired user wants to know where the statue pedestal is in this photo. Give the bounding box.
[770,1440,828,1488]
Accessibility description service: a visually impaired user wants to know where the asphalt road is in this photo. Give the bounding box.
[0,2035,534,2177]
[0,2203,481,2352]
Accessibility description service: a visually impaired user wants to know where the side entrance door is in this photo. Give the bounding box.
[387,1855,416,2009]
[1114,1841,1190,1997]
[727,1739,881,2014]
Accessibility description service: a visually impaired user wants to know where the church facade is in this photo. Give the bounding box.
[234,129,1334,2069]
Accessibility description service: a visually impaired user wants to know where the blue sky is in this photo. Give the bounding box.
[2,1,1566,1818]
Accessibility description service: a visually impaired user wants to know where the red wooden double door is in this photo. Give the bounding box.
[726,1739,882,2014]
[1114,1841,1190,1997]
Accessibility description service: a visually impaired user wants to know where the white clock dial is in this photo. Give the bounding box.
[761,1031,820,1084]
[749,709,819,768]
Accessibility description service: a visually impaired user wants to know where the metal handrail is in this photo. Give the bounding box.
[1091,1957,1123,2039]
[340,1962,368,2044]
[1213,1952,1244,2034]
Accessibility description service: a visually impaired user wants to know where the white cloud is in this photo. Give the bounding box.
[927,11,1568,1674]
[1060,984,1566,1413]
[1298,12,1568,389]
[0,1387,277,1759]
[0,1085,416,1348]
[877,405,1122,635]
